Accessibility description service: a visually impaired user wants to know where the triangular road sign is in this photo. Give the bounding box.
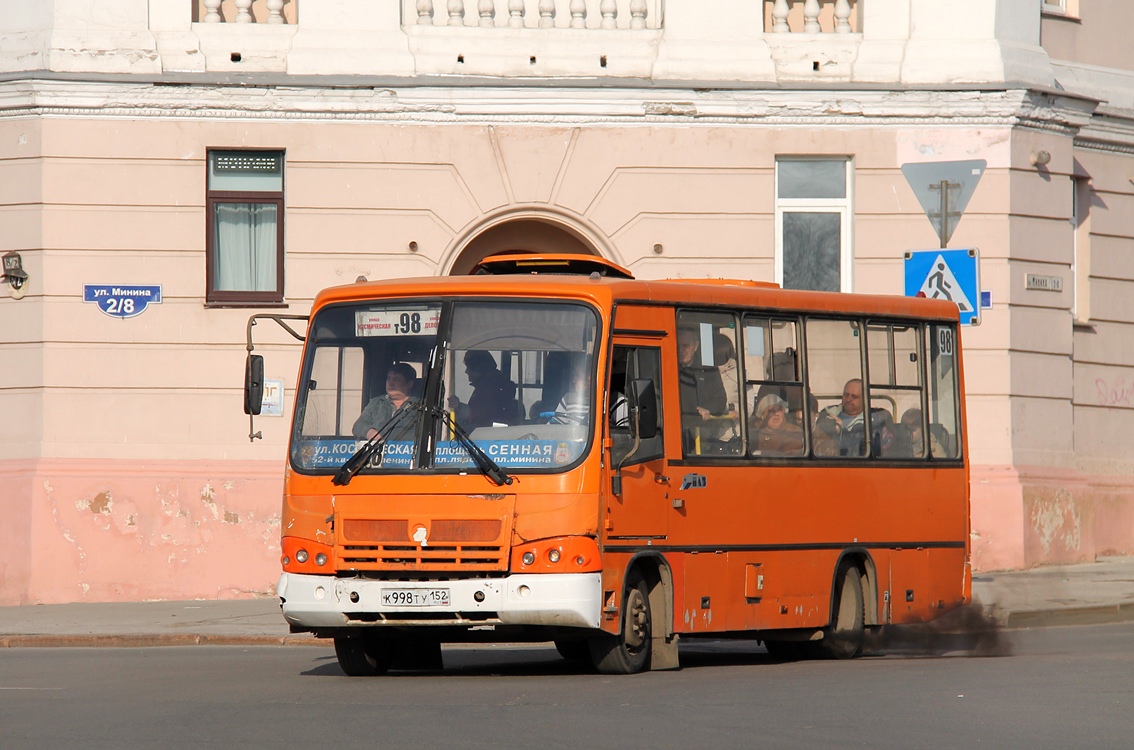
[901,160,986,247]
[916,254,974,313]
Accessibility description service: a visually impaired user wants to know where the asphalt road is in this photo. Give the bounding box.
[2,623,1131,750]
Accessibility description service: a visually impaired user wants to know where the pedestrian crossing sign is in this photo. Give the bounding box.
[903,248,981,326]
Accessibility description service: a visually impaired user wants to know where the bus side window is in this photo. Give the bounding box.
[866,323,924,459]
[926,324,961,459]
[609,346,663,465]
[805,318,867,458]
[743,316,805,457]
[676,310,741,457]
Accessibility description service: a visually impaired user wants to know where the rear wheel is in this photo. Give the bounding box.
[590,570,652,674]
[822,565,865,659]
[334,633,395,676]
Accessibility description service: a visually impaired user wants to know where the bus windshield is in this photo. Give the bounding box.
[290,298,599,476]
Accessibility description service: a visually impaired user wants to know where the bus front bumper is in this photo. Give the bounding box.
[277,571,602,630]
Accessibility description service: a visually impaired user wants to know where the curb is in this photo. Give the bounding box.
[0,634,332,649]
[1003,602,1134,629]
[3,605,1133,648]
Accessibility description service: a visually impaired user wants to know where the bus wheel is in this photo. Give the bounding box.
[334,633,394,676]
[822,565,865,659]
[589,570,651,674]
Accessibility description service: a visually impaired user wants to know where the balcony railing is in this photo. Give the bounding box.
[765,0,858,33]
[194,0,296,24]
[406,0,663,30]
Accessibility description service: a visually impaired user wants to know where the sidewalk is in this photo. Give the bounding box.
[2,557,1133,648]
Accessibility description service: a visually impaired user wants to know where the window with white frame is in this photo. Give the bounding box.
[206,149,285,306]
[1072,176,1092,323]
[775,158,853,293]
[1042,0,1078,17]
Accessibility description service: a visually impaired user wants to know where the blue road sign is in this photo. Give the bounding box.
[903,248,981,326]
[83,284,163,318]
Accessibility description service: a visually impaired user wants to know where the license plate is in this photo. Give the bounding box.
[380,588,451,607]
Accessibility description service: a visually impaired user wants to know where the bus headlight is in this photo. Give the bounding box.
[281,537,334,574]
[511,537,601,573]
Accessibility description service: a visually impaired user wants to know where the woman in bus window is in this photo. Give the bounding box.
[751,394,803,456]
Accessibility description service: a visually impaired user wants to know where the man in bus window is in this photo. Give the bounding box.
[677,326,728,452]
[448,350,519,429]
[552,354,590,425]
[816,378,866,456]
[352,362,420,441]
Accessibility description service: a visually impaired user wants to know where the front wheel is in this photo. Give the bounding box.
[821,565,865,659]
[334,633,395,676]
[590,570,652,674]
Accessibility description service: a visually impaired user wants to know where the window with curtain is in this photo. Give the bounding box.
[206,150,285,305]
[775,158,853,293]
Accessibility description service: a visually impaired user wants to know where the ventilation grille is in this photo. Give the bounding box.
[338,517,508,571]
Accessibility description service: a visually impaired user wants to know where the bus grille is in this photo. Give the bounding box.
[337,517,509,571]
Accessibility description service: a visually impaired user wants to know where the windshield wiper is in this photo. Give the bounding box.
[429,407,513,487]
[331,406,417,487]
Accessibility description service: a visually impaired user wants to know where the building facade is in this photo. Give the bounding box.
[2,0,1133,604]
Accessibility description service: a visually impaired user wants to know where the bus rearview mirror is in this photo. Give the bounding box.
[628,378,657,440]
[244,354,264,415]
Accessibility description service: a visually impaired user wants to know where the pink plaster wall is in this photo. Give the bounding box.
[1,458,284,605]
[0,460,35,603]
[970,464,1134,573]
[10,457,1134,604]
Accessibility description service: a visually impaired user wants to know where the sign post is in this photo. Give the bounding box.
[901,160,986,249]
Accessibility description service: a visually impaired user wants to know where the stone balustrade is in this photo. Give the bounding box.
[767,0,858,34]
[196,0,296,24]
[405,0,662,30]
[188,1,860,34]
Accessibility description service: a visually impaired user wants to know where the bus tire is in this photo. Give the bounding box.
[822,565,865,659]
[334,633,395,676]
[589,570,652,674]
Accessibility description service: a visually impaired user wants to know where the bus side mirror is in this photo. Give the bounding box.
[628,378,658,440]
[244,354,264,415]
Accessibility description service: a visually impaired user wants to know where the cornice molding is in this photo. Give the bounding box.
[0,79,1094,131]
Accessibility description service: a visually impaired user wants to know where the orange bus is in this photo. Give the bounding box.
[245,254,970,675]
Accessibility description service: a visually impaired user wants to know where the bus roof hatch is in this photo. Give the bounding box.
[471,254,635,280]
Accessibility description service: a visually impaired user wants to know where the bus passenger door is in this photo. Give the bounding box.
[604,342,668,541]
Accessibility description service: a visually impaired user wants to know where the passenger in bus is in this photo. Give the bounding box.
[816,378,867,456]
[869,408,908,458]
[677,326,728,451]
[448,350,519,429]
[528,351,570,421]
[352,362,420,441]
[900,408,948,457]
[750,394,803,456]
[713,333,742,441]
[551,355,591,424]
